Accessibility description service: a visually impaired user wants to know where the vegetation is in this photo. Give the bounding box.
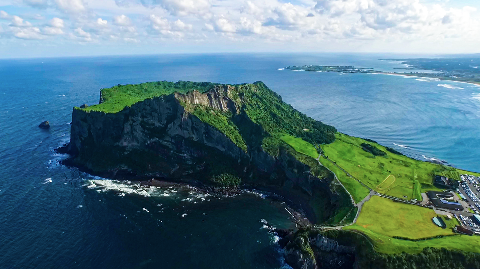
[84,81,220,113]
[319,156,370,203]
[321,133,449,199]
[280,135,319,159]
[210,173,241,187]
[413,180,422,200]
[361,143,386,156]
[351,196,453,239]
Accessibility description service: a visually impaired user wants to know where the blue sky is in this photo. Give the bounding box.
[0,0,479,58]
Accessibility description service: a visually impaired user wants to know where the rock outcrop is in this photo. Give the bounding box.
[39,121,50,129]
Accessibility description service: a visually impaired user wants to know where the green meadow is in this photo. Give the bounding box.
[320,133,458,199]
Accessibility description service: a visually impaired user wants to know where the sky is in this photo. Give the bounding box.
[0,0,479,58]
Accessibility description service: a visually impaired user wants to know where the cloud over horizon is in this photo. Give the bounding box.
[0,0,479,57]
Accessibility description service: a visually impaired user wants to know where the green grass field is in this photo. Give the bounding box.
[353,196,453,239]
[280,135,319,159]
[321,133,456,199]
[376,175,396,192]
[344,224,480,254]
[343,196,480,254]
[319,156,370,203]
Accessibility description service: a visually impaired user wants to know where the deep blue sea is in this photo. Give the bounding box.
[1,53,480,268]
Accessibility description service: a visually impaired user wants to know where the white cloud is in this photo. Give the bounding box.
[97,18,107,26]
[113,14,131,26]
[0,10,9,19]
[50,17,64,28]
[212,16,236,33]
[149,15,193,38]
[43,26,64,35]
[10,16,32,27]
[72,27,92,41]
[114,0,210,16]
[54,0,87,14]
[263,3,313,30]
[13,27,44,39]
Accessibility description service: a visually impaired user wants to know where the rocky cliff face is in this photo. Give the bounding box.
[63,86,346,224]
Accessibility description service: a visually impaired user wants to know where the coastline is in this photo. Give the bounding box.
[372,71,480,87]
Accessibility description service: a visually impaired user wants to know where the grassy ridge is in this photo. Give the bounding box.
[84,81,220,113]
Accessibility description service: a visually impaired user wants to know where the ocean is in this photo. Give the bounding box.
[1,53,479,268]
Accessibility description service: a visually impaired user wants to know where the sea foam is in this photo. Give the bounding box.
[437,84,464,90]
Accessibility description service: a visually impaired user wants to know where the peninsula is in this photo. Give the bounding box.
[61,80,480,269]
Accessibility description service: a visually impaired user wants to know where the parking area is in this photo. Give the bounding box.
[456,174,480,231]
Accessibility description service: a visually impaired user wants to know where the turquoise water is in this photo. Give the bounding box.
[1,53,479,268]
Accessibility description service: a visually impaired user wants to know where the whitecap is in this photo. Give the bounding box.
[43,178,52,184]
[437,84,464,90]
[415,79,429,82]
[393,143,409,149]
[181,213,187,217]
[143,208,150,213]
[77,205,83,208]
[278,68,285,71]
[472,93,480,101]
[292,70,305,72]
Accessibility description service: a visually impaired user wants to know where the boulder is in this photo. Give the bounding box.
[39,121,50,129]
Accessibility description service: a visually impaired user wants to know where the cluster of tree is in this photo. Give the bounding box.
[211,173,241,187]
[361,143,387,156]
[386,147,404,156]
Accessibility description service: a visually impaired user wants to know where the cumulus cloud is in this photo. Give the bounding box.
[149,14,192,38]
[0,10,10,19]
[113,14,131,26]
[115,0,210,16]
[71,27,92,41]
[10,16,32,27]
[43,26,64,35]
[212,16,236,33]
[263,3,314,30]
[13,27,44,39]
[50,17,64,28]
[97,18,107,26]
[54,0,87,13]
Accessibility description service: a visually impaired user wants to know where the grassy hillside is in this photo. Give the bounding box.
[320,133,461,200]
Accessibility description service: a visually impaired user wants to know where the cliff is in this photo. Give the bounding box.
[61,81,351,224]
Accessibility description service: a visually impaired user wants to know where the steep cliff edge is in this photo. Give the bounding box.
[61,81,352,224]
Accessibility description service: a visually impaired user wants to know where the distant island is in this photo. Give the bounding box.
[285,58,480,86]
[60,80,480,269]
[285,65,376,73]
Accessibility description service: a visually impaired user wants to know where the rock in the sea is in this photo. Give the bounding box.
[39,121,50,129]
[80,104,88,108]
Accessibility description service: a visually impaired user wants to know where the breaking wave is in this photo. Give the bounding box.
[437,84,464,90]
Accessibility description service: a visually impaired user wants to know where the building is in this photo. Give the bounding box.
[454,226,474,236]
[427,191,464,211]
[472,214,480,225]
[434,175,458,189]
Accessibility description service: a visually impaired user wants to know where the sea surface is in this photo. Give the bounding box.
[1,53,480,268]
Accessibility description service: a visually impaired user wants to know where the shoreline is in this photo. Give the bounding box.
[372,71,480,87]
